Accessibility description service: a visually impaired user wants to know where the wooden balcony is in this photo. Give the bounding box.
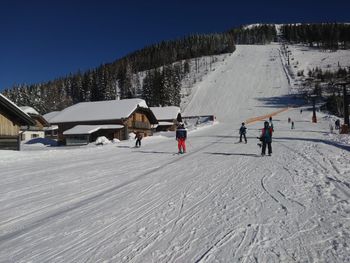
[132,121,151,129]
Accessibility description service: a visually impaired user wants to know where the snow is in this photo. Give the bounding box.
[0,93,32,120]
[150,106,180,121]
[19,106,40,115]
[43,111,60,122]
[1,44,350,262]
[63,125,124,135]
[288,45,350,75]
[49,98,149,123]
[43,125,58,131]
[95,136,111,145]
[183,44,290,122]
[180,54,230,110]
[157,121,175,126]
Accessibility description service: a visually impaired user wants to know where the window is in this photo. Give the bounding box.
[31,134,39,139]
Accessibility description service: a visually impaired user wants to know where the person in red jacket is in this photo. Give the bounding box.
[259,121,273,156]
[176,124,187,154]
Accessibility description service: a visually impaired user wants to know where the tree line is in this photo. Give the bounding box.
[228,25,277,44]
[281,23,350,49]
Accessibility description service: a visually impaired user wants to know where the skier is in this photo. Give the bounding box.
[335,119,340,130]
[269,116,274,132]
[300,109,303,114]
[291,121,295,129]
[239,122,247,143]
[134,131,143,148]
[288,117,291,123]
[259,121,273,156]
[176,124,187,154]
[176,112,183,125]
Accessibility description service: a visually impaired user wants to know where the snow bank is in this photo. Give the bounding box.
[95,136,111,145]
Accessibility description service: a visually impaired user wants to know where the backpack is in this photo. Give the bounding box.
[262,128,272,141]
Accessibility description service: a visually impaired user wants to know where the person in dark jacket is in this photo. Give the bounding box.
[335,119,340,130]
[239,122,247,143]
[176,113,183,124]
[259,121,273,156]
[135,131,143,148]
[176,124,187,154]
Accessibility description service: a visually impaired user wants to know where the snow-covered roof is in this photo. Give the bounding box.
[20,106,40,115]
[63,125,124,135]
[150,106,180,121]
[0,94,35,125]
[158,121,175,126]
[43,125,58,131]
[43,111,60,122]
[50,99,149,123]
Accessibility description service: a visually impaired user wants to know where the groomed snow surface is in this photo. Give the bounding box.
[1,44,350,262]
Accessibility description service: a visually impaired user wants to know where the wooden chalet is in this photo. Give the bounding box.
[150,106,181,131]
[49,99,158,145]
[43,111,60,140]
[0,94,36,150]
[20,106,50,141]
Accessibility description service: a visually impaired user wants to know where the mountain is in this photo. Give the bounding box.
[2,23,350,115]
[2,24,277,114]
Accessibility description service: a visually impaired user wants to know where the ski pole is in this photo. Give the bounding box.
[187,140,193,148]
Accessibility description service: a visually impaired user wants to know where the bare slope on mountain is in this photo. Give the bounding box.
[183,44,290,123]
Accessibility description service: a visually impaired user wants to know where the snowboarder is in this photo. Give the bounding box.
[269,116,274,132]
[291,121,295,129]
[134,131,143,148]
[259,121,273,156]
[239,122,247,143]
[176,124,187,154]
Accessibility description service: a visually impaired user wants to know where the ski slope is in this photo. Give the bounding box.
[1,44,350,262]
[183,44,290,122]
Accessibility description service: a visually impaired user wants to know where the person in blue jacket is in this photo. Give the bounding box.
[259,121,273,156]
[176,124,187,153]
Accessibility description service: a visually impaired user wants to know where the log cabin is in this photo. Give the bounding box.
[0,94,36,150]
[150,106,181,131]
[20,106,49,141]
[49,99,158,145]
[43,111,60,140]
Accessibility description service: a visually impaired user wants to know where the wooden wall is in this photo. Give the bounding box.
[127,112,152,137]
[128,112,151,127]
[0,112,20,136]
[0,112,20,150]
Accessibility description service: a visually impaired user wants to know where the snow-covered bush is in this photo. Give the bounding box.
[112,138,121,143]
[95,136,111,145]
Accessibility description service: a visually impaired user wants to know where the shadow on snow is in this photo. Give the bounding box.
[205,152,260,157]
[274,137,350,152]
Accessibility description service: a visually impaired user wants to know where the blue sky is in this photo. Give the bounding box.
[0,0,349,91]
